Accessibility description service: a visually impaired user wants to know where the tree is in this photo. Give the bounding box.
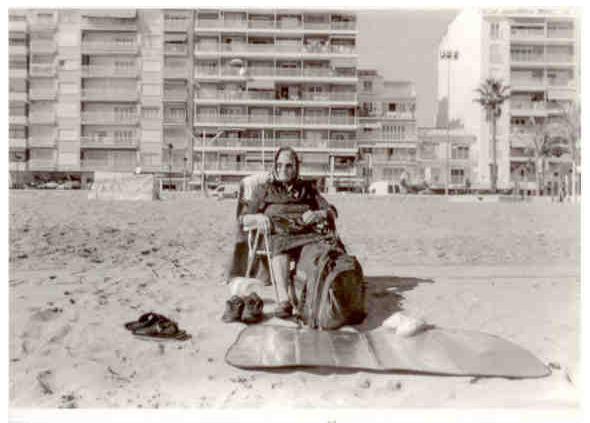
[474,78,510,193]
[546,100,581,202]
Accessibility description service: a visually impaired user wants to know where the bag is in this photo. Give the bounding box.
[294,240,366,330]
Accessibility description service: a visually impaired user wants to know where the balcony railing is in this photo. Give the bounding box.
[81,112,139,124]
[164,44,189,55]
[9,20,27,32]
[195,91,356,102]
[82,18,137,31]
[29,159,58,171]
[81,41,138,54]
[82,88,139,101]
[81,160,135,171]
[196,66,356,79]
[195,137,358,149]
[82,65,139,77]
[545,54,575,63]
[163,67,189,78]
[9,91,28,102]
[511,28,545,39]
[9,138,27,149]
[511,54,545,63]
[195,44,356,55]
[29,88,57,100]
[29,63,56,76]
[547,79,576,88]
[195,19,357,31]
[9,115,27,125]
[194,114,357,126]
[547,29,574,39]
[29,19,57,31]
[163,90,189,101]
[28,136,57,147]
[29,113,56,124]
[9,45,28,56]
[510,78,545,87]
[80,136,139,148]
[30,40,57,53]
[164,18,191,31]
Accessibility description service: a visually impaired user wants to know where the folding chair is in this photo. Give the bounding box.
[238,172,280,304]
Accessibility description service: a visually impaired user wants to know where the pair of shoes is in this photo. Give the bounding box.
[274,301,293,319]
[124,312,191,341]
[222,293,264,324]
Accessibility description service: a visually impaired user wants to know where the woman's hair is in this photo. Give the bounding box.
[272,146,300,181]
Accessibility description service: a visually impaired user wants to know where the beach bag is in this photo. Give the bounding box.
[294,240,366,330]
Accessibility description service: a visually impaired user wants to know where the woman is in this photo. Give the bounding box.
[240,147,338,318]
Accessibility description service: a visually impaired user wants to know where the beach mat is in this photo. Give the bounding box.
[88,172,157,201]
[225,325,550,378]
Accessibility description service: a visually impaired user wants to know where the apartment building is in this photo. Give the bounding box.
[357,70,419,186]
[437,7,579,191]
[8,9,360,190]
[192,9,360,191]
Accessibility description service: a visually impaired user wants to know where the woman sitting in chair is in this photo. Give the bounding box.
[240,146,338,318]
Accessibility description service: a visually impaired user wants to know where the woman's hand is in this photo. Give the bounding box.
[301,210,327,225]
[241,214,271,231]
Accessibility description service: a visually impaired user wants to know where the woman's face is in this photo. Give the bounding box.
[276,150,297,183]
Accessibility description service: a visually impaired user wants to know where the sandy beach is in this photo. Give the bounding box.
[9,191,580,408]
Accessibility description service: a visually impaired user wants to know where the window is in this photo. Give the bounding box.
[490,22,500,39]
[388,103,397,112]
[363,81,372,92]
[451,168,465,184]
[452,145,469,160]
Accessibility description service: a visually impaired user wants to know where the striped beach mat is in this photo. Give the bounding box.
[225,325,549,378]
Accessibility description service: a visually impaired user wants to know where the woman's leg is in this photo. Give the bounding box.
[271,253,291,303]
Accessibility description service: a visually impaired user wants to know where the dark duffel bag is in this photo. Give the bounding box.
[293,240,366,330]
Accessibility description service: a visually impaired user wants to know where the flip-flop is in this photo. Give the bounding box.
[131,316,192,341]
[124,312,163,332]
[133,329,192,342]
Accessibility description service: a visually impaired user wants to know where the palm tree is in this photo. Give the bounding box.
[474,78,510,193]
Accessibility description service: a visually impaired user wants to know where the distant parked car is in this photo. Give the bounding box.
[212,183,240,200]
[42,181,59,189]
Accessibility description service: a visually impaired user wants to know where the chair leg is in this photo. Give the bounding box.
[263,230,281,305]
[245,230,261,278]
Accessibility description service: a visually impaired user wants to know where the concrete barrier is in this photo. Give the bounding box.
[88,172,158,201]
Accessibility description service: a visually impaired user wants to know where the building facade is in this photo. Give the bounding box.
[9,8,360,191]
[437,7,579,191]
[357,70,419,187]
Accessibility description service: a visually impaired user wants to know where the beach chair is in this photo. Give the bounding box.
[236,172,280,303]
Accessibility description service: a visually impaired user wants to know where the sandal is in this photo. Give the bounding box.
[127,313,192,341]
[124,312,163,332]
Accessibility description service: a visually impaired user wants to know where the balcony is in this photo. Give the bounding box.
[81,88,139,101]
[510,78,545,90]
[194,19,357,32]
[9,20,27,33]
[29,158,58,171]
[29,18,58,32]
[82,17,137,31]
[194,137,358,150]
[194,114,357,128]
[9,68,27,78]
[81,112,139,125]
[9,91,28,102]
[194,91,357,105]
[29,88,57,101]
[511,54,545,65]
[547,29,575,39]
[9,45,28,56]
[9,115,27,125]
[28,136,57,148]
[545,54,575,65]
[163,90,189,101]
[510,28,545,40]
[9,138,27,149]
[164,66,189,78]
[164,44,189,56]
[164,17,192,32]
[82,65,139,78]
[163,115,187,125]
[80,136,139,149]
[81,40,138,55]
[81,158,136,172]
[29,63,57,76]
[29,112,56,125]
[30,40,57,53]
[510,101,547,116]
[197,66,357,81]
[195,43,357,57]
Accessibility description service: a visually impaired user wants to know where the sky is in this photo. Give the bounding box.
[356,9,460,127]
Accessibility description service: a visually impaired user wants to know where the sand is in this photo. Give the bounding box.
[9,191,580,409]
